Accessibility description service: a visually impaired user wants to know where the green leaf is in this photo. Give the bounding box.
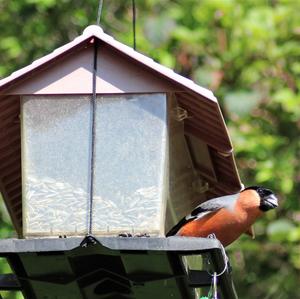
[224,90,261,116]
[267,220,295,242]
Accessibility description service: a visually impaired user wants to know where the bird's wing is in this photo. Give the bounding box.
[189,193,239,218]
[166,193,239,236]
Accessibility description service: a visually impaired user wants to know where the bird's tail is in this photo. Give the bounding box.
[166,216,193,237]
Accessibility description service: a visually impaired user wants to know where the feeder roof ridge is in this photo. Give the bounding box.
[0,25,216,103]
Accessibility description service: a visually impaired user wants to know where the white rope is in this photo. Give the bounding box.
[207,233,229,277]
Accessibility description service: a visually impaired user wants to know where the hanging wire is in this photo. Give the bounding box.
[85,0,103,237]
[87,0,138,236]
[87,39,99,236]
[132,0,136,50]
[87,0,102,236]
[96,0,104,25]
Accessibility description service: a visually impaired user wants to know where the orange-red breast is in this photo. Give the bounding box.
[166,186,278,247]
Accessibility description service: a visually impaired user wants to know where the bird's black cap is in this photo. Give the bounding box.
[243,186,278,212]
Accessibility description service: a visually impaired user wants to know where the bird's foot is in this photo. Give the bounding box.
[207,233,217,239]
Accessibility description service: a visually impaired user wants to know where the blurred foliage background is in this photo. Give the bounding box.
[0,0,299,298]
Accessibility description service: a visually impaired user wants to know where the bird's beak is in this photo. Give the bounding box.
[265,194,278,209]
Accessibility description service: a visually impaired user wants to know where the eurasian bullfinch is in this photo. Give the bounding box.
[166,186,278,247]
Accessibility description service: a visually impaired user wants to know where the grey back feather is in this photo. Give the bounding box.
[187,193,239,220]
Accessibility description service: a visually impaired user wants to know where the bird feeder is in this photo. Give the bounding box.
[0,25,242,238]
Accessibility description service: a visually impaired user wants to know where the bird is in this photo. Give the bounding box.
[166,186,278,247]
